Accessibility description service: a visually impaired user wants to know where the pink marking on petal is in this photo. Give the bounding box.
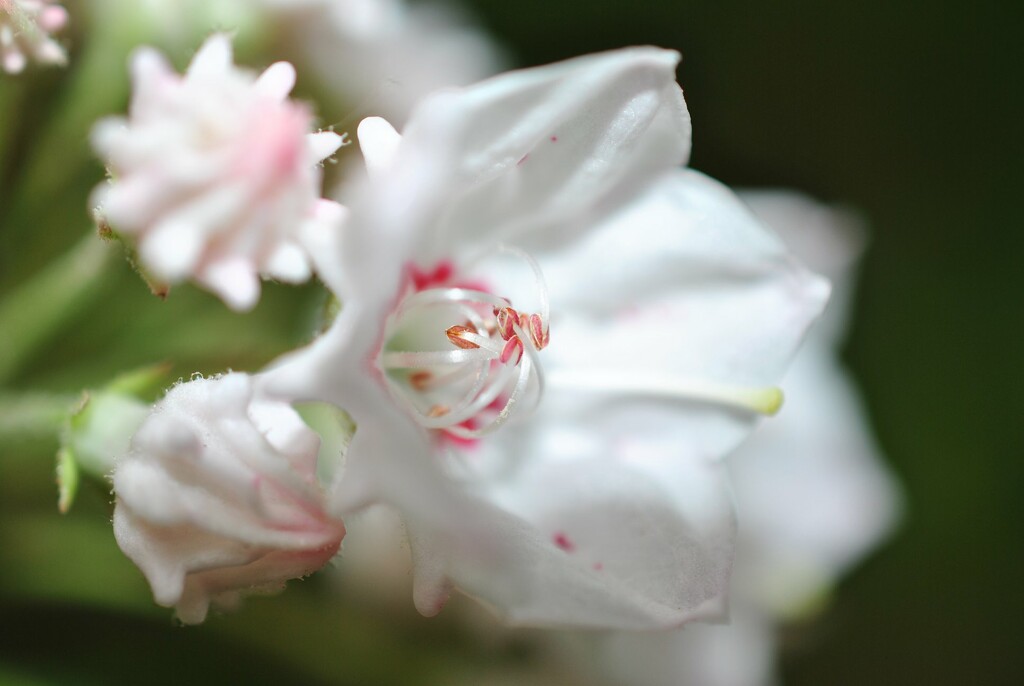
[437,417,481,449]
[409,260,454,291]
[550,135,558,142]
[553,532,575,552]
[407,260,490,293]
[592,562,604,571]
[517,153,530,166]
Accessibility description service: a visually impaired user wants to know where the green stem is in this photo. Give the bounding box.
[0,234,116,384]
[0,391,77,444]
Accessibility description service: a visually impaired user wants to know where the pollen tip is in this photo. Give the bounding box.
[409,370,433,390]
[427,404,449,418]
[446,325,480,349]
[756,387,785,416]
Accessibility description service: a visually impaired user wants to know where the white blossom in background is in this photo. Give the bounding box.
[564,193,902,686]
[262,49,829,629]
[91,34,346,311]
[0,0,67,73]
[129,0,260,50]
[260,0,503,124]
[731,191,901,618]
[113,373,345,624]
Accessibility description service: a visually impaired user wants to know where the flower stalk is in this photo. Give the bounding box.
[0,233,116,384]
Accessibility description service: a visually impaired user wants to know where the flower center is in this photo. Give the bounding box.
[379,249,550,442]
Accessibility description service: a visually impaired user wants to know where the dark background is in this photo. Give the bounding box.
[0,0,1020,684]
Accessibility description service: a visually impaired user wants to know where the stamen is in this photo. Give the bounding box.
[546,369,784,416]
[446,325,481,350]
[381,248,552,443]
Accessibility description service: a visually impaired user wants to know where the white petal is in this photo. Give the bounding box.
[357,116,402,177]
[407,446,735,629]
[563,609,777,686]
[198,257,261,312]
[186,33,233,80]
[264,0,504,124]
[139,218,207,281]
[263,241,312,283]
[254,61,297,100]
[740,189,866,344]
[297,199,348,295]
[732,346,901,615]
[127,47,175,111]
[306,130,344,164]
[138,183,250,281]
[392,47,691,259]
[535,169,830,457]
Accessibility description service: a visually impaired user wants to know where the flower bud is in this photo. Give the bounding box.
[112,372,345,623]
[91,33,346,310]
[0,1,68,74]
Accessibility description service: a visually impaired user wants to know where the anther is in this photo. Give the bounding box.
[409,370,433,390]
[446,325,481,349]
[528,313,549,350]
[382,247,552,441]
[494,307,520,340]
[500,337,524,365]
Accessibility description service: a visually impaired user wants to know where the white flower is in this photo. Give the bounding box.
[259,0,503,123]
[91,34,346,311]
[112,373,345,624]
[563,193,902,685]
[0,0,67,73]
[262,49,829,629]
[730,191,901,618]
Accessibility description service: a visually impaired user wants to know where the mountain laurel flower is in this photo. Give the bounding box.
[90,33,347,311]
[262,49,830,629]
[112,373,345,624]
[566,193,902,686]
[0,0,68,73]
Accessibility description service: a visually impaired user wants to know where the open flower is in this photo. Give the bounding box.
[91,34,346,310]
[0,0,67,74]
[562,193,902,685]
[262,49,829,628]
[112,373,345,624]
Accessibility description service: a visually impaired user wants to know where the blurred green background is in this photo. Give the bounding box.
[1,0,1020,684]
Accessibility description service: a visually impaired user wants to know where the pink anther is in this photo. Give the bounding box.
[499,337,523,365]
[527,313,549,350]
[494,306,521,340]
